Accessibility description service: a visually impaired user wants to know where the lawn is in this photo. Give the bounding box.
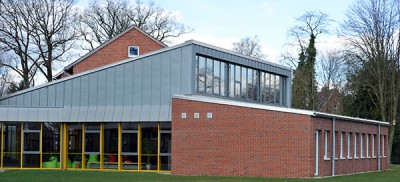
[0,165,399,182]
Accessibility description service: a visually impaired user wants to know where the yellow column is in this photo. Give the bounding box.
[100,123,104,170]
[40,123,43,169]
[1,122,3,169]
[157,123,160,171]
[82,123,85,170]
[20,123,23,169]
[138,123,141,171]
[118,123,122,171]
[63,123,67,169]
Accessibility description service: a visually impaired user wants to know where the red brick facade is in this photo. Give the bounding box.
[171,98,388,178]
[55,27,165,79]
[74,28,165,74]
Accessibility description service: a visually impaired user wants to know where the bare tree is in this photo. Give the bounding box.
[232,36,266,59]
[80,0,131,50]
[81,0,192,50]
[0,0,37,89]
[340,0,400,163]
[29,0,80,82]
[317,50,347,114]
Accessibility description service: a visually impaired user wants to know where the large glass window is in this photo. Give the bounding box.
[67,123,83,169]
[3,122,21,168]
[197,56,206,93]
[160,123,171,171]
[42,123,60,169]
[141,123,158,171]
[103,123,118,169]
[121,123,139,170]
[85,123,100,169]
[195,55,283,105]
[23,122,40,168]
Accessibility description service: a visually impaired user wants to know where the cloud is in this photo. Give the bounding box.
[260,0,277,16]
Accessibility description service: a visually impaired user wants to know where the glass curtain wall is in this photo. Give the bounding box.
[3,122,21,168]
[1,122,171,171]
[67,123,83,169]
[195,55,283,105]
[42,123,60,169]
[159,123,171,171]
[121,123,139,170]
[85,123,100,169]
[103,123,118,169]
[23,122,40,168]
[141,123,158,170]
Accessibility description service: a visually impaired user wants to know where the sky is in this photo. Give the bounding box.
[75,0,356,64]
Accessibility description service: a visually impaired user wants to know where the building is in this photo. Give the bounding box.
[0,39,388,178]
[54,26,167,79]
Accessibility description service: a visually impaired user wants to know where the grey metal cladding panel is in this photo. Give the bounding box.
[180,45,193,94]
[70,78,81,121]
[95,70,107,121]
[47,85,56,107]
[149,54,161,121]
[17,107,28,121]
[62,80,73,121]
[55,83,64,107]
[170,48,182,95]
[78,76,89,121]
[31,89,40,107]
[8,97,16,106]
[39,87,48,106]
[140,57,152,121]
[132,60,143,121]
[86,73,97,121]
[24,92,32,106]
[16,95,23,106]
[113,65,124,121]
[121,62,133,121]
[104,67,116,121]
[159,51,171,121]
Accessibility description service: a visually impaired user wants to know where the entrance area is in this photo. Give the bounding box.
[0,122,171,172]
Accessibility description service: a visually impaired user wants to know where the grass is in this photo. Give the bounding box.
[0,165,399,182]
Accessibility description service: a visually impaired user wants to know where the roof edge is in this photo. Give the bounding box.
[172,94,389,126]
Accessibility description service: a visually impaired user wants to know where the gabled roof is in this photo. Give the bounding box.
[54,26,167,79]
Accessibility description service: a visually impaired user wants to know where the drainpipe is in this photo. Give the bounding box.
[332,117,336,176]
[378,124,381,171]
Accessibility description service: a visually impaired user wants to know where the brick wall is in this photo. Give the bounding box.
[172,98,314,178]
[171,98,389,178]
[313,118,389,177]
[73,28,165,74]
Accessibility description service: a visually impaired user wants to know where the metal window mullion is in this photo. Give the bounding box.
[100,123,104,170]
[138,123,141,171]
[40,123,43,169]
[157,123,160,171]
[118,122,122,171]
[20,123,23,169]
[82,123,85,170]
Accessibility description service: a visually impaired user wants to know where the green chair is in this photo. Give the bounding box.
[86,154,99,168]
[43,156,58,168]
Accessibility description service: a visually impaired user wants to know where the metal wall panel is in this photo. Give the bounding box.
[121,62,133,121]
[113,65,125,121]
[1,43,294,122]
